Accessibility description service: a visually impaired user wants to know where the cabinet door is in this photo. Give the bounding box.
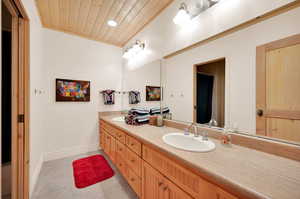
[142,162,164,199]
[142,162,192,199]
[165,179,193,199]
[216,188,238,199]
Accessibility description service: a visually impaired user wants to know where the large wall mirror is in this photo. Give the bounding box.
[122,35,300,146]
[160,34,300,146]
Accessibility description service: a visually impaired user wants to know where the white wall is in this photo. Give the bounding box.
[162,7,300,133]
[41,29,122,160]
[22,0,122,196]
[124,0,296,67]
[123,60,161,110]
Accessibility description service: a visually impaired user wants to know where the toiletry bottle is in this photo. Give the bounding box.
[157,115,164,127]
[221,126,231,145]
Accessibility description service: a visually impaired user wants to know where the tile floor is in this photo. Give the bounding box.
[31,150,138,199]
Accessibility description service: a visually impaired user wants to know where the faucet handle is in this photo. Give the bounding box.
[202,131,209,141]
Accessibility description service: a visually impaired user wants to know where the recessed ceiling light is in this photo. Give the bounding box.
[107,20,118,27]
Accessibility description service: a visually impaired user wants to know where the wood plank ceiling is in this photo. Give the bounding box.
[35,0,174,47]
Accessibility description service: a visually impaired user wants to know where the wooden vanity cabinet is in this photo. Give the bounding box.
[99,120,239,199]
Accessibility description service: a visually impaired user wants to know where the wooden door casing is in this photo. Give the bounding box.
[256,34,300,143]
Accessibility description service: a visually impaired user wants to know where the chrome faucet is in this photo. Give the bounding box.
[208,119,218,128]
[188,123,199,137]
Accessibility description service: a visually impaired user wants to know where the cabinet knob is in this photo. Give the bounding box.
[163,186,168,191]
[158,182,163,187]
[257,109,264,117]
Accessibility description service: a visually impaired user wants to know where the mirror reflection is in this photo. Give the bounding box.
[194,59,225,128]
[122,36,300,146]
[122,60,161,116]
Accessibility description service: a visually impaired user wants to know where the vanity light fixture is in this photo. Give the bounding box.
[122,40,146,60]
[173,0,220,26]
[107,20,118,27]
[173,3,191,25]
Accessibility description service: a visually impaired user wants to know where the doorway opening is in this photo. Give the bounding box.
[194,58,225,127]
[2,2,12,198]
[1,0,30,198]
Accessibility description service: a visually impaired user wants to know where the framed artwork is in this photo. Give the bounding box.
[146,86,161,101]
[56,78,90,102]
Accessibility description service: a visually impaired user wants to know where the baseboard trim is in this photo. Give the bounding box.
[30,155,44,197]
[43,144,99,162]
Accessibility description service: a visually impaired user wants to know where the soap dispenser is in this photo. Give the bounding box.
[221,126,231,145]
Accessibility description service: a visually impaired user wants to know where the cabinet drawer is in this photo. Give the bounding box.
[126,148,142,177]
[104,133,111,155]
[116,154,128,178]
[110,137,116,163]
[126,135,142,156]
[116,140,126,158]
[115,129,126,144]
[100,122,116,137]
[127,168,141,197]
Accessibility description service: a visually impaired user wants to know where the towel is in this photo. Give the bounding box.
[150,107,170,115]
[129,91,141,104]
[102,90,115,105]
[125,114,149,125]
[128,108,150,116]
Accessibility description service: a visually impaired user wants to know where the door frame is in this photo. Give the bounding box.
[193,57,225,123]
[256,33,300,136]
[2,0,30,198]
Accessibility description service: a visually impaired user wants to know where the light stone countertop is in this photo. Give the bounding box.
[100,115,300,199]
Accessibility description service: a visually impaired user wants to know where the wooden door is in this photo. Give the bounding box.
[256,34,300,143]
[3,0,30,198]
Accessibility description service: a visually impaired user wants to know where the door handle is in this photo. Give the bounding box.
[257,109,264,117]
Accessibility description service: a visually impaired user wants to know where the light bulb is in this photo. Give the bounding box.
[173,8,191,25]
[107,20,118,27]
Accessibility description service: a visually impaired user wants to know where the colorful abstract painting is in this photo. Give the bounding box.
[146,86,161,101]
[56,79,90,102]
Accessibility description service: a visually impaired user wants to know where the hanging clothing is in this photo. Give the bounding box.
[102,90,115,105]
[128,91,141,104]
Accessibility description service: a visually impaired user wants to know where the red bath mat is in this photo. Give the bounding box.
[72,155,114,188]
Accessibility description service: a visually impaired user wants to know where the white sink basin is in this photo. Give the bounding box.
[112,116,125,122]
[162,133,216,152]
